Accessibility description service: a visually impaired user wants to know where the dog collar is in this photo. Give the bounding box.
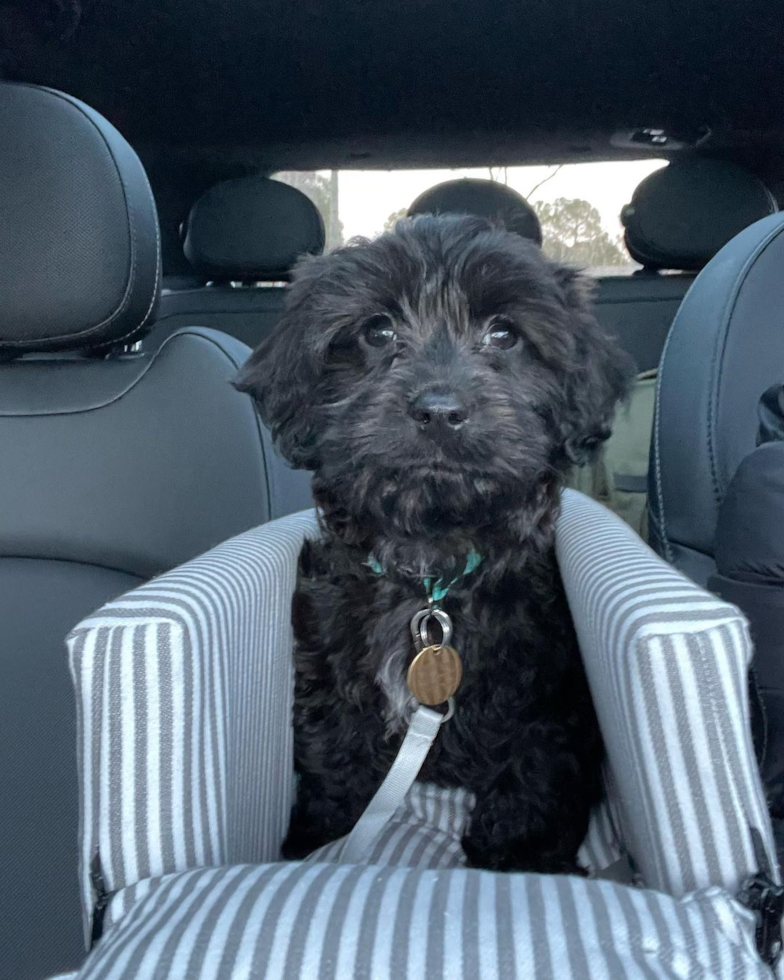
[367,549,483,605]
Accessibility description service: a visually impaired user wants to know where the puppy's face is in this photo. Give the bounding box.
[236,215,632,536]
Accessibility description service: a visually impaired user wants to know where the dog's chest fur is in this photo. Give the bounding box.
[290,535,598,794]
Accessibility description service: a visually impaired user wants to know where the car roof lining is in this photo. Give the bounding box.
[6,0,783,275]
[1,0,783,172]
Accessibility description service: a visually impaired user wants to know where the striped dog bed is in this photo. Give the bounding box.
[66,492,782,978]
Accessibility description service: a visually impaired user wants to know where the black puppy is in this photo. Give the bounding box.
[236,215,632,873]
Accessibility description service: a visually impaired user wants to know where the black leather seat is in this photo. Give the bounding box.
[595,158,778,373]
[649,210,784,586]
[147,176,326,350]
[407,177,543,244]
[0,84,311,980]
[593,273,694,374]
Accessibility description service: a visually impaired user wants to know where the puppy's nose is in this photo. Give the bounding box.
[408,391,468,430]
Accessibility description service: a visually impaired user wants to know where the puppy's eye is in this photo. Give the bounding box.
[482,317,519,350]
[362,315,397,348]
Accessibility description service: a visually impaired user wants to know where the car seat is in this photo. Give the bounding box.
[0,82,310,980]
[407,176,543,244]
[595,161,778,537]
[649,210,784,586]
[147,176,326,350]
[64,492,783,978]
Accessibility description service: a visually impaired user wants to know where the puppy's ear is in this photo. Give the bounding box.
[233,254,329,468]
[552,265,635,466]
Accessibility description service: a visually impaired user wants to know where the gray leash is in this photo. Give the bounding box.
[338,702,453,863]
[335,580,472,864]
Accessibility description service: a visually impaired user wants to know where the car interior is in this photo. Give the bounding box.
[2,1,784,977]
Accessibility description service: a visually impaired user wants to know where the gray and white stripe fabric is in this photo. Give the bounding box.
[75,864,773,980]
[306,777,625,879]
[67,509,321,945]
[306,782,472,870]
[556,490,779,898]
[66,489,780,977]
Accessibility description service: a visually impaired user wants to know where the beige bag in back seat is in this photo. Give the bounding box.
[568,369,658,540]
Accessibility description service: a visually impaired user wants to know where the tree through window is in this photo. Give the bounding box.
[533,198,627,267]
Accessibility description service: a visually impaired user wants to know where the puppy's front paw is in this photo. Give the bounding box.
[461,835,515,872]
[282,822,334,861]
[281,835,317,861]
[462,834,586,876]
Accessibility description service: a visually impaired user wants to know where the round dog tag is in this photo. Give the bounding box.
[407,644,462,706]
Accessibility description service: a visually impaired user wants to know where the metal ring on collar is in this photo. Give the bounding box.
[441,697,455,722]
[418,608,453,648]
[410,609,430,648]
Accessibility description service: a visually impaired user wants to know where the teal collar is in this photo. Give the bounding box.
[368,549,483,605]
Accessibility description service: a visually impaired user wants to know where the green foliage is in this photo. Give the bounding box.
[533,198,627,266]
[383,207,408,232]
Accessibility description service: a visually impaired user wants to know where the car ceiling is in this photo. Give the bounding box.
[1,0,784,175]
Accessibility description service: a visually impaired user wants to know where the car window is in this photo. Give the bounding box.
[275,160,666,275]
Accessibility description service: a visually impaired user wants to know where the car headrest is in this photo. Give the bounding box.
[649,211,784,586]
[407,178,543,245]
[182,176,326,282]
[0,83,160,355]
[621,160,777,271]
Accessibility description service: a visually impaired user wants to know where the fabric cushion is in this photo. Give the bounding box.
[96,782,625,941]
[305,782,624,879]
[75,864,771,979]
[67,493,780,975]
[67,510,321,945]
[557,493,777,898]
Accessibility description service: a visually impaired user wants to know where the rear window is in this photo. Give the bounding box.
[275,161,665,275]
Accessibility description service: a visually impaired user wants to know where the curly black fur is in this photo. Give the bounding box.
[236,215,633,873]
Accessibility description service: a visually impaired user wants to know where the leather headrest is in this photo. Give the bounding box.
[408,178,543,245]
[0,84,160,354]
[622,159,777,271]
[182,176,326,282]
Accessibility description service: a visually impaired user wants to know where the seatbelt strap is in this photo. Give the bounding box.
[338,704,447,864]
